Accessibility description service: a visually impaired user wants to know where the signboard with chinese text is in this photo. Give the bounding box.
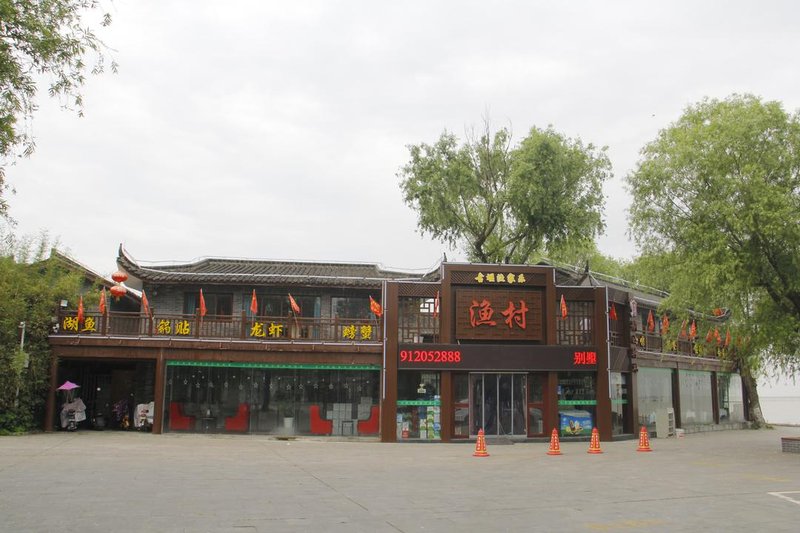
[398,343,597,371]
[455,289,543,341]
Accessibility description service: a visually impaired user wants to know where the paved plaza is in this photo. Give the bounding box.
[1,427,799,532]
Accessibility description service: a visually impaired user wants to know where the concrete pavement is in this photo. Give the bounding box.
[1,427,799,532]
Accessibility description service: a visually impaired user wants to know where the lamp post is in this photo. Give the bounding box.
[14,321,27,407]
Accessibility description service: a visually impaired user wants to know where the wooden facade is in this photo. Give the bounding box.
[47,249,744,441]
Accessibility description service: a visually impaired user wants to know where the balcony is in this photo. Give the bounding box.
[54,310,383,344]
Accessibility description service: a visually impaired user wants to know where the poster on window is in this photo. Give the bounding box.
[559,410,593,436]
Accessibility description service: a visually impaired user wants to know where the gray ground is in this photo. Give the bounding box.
[1,427,799,532]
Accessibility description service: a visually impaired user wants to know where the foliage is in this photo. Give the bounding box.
[0,0,114,217]
[0,231,85,433]
[626,94,800,378]
[399,120,611,263]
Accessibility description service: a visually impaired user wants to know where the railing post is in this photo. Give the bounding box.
[240,311,247,339]
[195,308,201,338]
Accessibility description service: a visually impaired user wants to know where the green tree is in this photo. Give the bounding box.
[399,121,611,263]
[0,0,114,216]
[626,94,800,424]
[0,231,85,433]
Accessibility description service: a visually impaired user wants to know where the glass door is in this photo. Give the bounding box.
[470,373,527,437]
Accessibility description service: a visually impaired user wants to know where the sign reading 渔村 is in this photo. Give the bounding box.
[455,289,543,341]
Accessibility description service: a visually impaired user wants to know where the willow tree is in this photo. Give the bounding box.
[0,0,114,217]
[626,94,800,424]
[399,122,611,264]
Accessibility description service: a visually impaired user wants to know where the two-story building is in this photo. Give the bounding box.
[46,246,748,441]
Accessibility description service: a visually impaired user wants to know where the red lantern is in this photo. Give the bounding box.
[111,271,128,283]
[110,285,127,298]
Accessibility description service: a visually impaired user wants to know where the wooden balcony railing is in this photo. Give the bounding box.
[54,310,383,343]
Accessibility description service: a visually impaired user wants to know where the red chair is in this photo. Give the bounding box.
[169,402,195,431]
[224,403,250,432]
[357,405,380,435]
[309,405,332,435]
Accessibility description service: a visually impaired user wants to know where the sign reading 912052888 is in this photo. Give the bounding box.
[399,349,461,364]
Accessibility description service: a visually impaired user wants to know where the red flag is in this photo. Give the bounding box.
[369,295,383,318]
[661,314,670,335]
[705,327,713,343]
[689,320,697,339]
[77,296,85,324]
[609,303,618,321]
[679,319,687,339]
[560,295,568,319]
[288,294,301,315]
[647,310,655,333]
[141,290,151,317]
[199,289,207,317]
[724,329,731,347]
[433,290,440,318]
[99,288,107,315]
[250,289,258,315]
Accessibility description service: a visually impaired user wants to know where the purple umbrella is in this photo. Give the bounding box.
[57,381,80,391]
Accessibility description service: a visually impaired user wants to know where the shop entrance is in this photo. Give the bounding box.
[470,373,526,437]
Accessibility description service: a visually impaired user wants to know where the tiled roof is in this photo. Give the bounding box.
[117,245,431,288]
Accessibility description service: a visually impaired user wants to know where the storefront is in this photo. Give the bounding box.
[393,343,602,440]
[164,362,380,435]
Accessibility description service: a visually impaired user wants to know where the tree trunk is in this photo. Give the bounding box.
[739,364,766,428]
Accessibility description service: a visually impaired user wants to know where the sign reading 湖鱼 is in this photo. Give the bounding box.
[455,289,543,341]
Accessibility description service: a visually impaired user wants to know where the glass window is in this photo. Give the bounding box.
[636,368,673,431]
[164,365,379,436]
[527,373,545,436]
[453,373,469,438]
[610,372,628,435]
[183,292,232,316]
[249,294,319,318]
[397,371,441,440]
[556,301,594,345]
[557,372,595,437]
[678,370,713,425]
[398,296,439,343]
[332,297,371,319]
[718,372,745,423]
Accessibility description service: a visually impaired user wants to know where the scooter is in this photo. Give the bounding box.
[65,409,78,431]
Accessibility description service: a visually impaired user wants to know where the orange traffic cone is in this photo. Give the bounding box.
[546,428,562,455]
[637,426,653,452]
[473,428,489,457]
[587,427,603,454]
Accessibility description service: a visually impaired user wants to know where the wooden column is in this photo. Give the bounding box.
[440,371,452,442]
[152,348,166,434]
[595,287,612,441]
[546,371,559,434]
[380,281,399,442]
[629,369,639,434]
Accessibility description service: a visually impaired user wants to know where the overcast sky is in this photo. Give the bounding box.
[5,0,800,276]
